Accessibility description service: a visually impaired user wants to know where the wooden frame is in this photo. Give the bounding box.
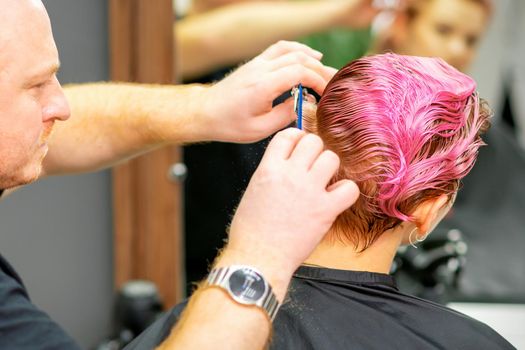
[109,0,184,308]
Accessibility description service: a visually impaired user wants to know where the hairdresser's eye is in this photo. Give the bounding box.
[435,23,453,37]
[27,79,50,100]
[32,82,46,89]
[29,79,48,90]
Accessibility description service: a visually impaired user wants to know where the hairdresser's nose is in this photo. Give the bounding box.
[42,76,71,123]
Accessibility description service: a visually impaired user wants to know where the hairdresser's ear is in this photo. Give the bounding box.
[411,194,450,236]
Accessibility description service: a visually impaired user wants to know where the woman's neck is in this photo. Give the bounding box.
[303,228,403,274]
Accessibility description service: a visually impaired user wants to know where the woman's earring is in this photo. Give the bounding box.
[409,227,426,248]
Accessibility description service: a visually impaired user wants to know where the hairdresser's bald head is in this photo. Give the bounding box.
[0,0,49,30]
[0,0,57,92]
[0,0,47,16]
[0,0,51,56]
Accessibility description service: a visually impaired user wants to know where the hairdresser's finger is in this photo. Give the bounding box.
[324,66,338,80]
[310,150,341,185]
[251,99,296,136]
[261,128,306,163]
[263,64,328,98]
[259,40,323,61]
[268,52,335,83]
[326,179,360,213]
[289,133,325,169]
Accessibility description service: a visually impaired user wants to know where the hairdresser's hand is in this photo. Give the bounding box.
[217,129,360,300]
[198,41,337,143]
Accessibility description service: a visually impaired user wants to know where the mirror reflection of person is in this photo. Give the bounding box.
[175,0,383,81]
[376,0,525,303]
[129,53,515,349]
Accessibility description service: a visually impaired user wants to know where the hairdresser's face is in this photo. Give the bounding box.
[397,0,489,72]
[0,0,70,189]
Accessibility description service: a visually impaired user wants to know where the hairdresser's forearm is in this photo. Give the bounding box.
[42,40,336,176]
[43,82,209,176]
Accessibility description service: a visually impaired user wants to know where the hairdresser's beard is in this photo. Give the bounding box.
[0,125,53,189]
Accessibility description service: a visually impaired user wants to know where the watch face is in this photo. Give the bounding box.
[228,268,266,304]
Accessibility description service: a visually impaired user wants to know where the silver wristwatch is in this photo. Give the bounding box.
[206,265,280,321]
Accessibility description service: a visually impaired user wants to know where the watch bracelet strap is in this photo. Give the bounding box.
[206,266,280,321]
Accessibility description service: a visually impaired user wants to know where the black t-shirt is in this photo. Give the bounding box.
[0,252,81,349]
[126,266,515,350]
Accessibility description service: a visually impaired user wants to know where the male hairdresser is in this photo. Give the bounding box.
[0,0,359,349]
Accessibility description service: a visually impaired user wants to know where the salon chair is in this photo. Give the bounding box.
[392,227,468,304]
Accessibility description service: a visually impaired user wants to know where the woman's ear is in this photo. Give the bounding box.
[411,194,450,236]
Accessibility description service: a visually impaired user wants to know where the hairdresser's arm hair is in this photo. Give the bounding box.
[41,83,211,176]
[157,248,289,350]
[178,0,377,80]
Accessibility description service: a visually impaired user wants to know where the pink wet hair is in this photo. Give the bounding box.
[307,53,491,249]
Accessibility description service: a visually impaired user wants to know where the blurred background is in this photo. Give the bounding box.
[0,0,523,348]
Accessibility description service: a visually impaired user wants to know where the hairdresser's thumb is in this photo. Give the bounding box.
[327,180,360,214]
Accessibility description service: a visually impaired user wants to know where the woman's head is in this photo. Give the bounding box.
[376,0,492,72]
[306,53,490,249]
